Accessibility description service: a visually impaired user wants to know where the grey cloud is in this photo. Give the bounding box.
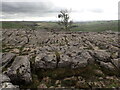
[2,2,53,13]
[1,1,60,19]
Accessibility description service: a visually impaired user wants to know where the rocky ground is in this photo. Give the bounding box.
[1,29,120,89]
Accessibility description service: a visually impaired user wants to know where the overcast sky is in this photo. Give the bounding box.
[1,0,119,21]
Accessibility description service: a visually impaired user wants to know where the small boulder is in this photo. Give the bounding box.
[71,50,94,68]
[5,56,32,84]
[35,53,56,69]
[0,74,19,88]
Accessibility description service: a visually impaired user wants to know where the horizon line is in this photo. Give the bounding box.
[0,19,118,22]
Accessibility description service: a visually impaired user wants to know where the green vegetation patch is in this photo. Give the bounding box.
[2,20,118,32]
[35,64,104,80]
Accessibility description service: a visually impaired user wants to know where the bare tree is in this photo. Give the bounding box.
[58,10,73,30]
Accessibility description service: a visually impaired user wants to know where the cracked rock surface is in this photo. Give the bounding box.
[1,29,120,88]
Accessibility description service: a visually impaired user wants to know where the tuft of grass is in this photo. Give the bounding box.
[107,83,120,88]
[61,79,76,87]
[100,66,120,76]
[54,50,60,68]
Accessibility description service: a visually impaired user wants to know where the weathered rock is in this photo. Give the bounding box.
[5,56,32,84]
[58,54,72,68]
[0,74,19,88]
[100,61,115,71]
[89,50,111,62]
[35,53,56,69]
[1,82,18,88]
[1,53,16,69]
[2,29,120,88]
[111,58,120,69]
[108,45,119,54]
[35,49,72,69]
[0,74,10,84]
[35,50,95,69]
[76,81,88,88]
[0,52,2,71]
[71,50,94,68]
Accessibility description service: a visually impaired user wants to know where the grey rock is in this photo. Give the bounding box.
[1,53,16,69]
[71,56,88,68]
[0,73,19,88]
[1,82,19,88]
[5,56,32,84]
[35,50,94,69]
[89,50,111,62]
[35,53,56,69]
[0,52,2,72]
[71,50,94,68]
[58,54,72,68]
[100,61,115,70]
[2,29,119,74]
[111,58,120,69]
[0,73,10,84]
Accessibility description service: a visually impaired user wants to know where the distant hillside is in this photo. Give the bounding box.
[1,21,37,29]
[72,20,118,32]
[1,20,118,32]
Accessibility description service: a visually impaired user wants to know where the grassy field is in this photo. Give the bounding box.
[1,20,119,32]
[72,20,118,32]
[1,21,37,29]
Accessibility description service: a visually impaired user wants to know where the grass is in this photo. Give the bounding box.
[100,66,120,76]
[2,44,14,53]
[71,20,118,32]
[18,62,120,88]
[1,21,37,29]
[107,83,120,88]
[35,64,105,80]
[1,20,118,32]
[35,63,119,80]
[36,22,60,30]
[61,79,76,87]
